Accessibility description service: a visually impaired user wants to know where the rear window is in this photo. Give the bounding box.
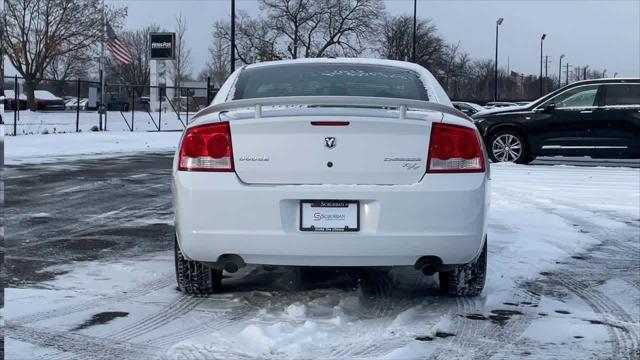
[232,63,429,101]
[604,84,640,106]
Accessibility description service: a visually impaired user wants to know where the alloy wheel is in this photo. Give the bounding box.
[492,134,523,162]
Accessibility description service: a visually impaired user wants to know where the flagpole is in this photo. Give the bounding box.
[99,0,106,131]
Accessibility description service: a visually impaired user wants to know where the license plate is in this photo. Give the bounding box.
[300,200,360,232]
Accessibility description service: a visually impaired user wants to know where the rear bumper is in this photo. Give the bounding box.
[173,172,490,267]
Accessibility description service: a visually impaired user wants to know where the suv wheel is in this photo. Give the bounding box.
[488,130,532,164]
[439,240,487,297]
[175,236,222,294]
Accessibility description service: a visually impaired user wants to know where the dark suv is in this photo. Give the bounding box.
[472,79,640,163]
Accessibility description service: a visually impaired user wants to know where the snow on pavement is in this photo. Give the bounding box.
[4,163,640,359]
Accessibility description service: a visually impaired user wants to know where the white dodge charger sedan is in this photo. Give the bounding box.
[172,58,490,296]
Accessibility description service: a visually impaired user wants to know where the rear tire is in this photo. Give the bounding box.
[175,236,222,294]
[439,240,487,297]
[488,130,532,164]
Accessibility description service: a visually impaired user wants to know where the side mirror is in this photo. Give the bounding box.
[543,103,556,113]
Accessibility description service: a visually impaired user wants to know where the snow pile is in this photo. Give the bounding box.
[237,321,322,355]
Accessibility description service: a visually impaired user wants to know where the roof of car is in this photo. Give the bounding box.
[244,57,427,72]
[565,78,639,86]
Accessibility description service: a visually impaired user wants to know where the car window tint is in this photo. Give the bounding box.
[543,85,599,109]
[233,63,429,101]
[605,84,640,106]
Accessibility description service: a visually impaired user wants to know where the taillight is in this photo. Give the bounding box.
[427,123,485,173]
[178,122,234,172]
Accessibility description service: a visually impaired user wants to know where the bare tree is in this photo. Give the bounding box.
[261,0,384,58]
[210,0,384,72]
[213,11,281,66]
[379,15,446,71]
[170,12,192,90]
[46,49,93,81]
[199,35,230,88]
[312,0,384,57]
[4,0,125,109]
[261,0,322,59]
[105,25,160,97]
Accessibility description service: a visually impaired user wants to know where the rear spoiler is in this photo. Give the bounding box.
[192,96,468,121]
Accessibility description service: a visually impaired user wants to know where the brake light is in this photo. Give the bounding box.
[178,122,234,172]
[310,121,350,126]
[427,123,485,173]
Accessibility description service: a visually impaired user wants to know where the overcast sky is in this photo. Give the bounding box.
[4,0,640,79]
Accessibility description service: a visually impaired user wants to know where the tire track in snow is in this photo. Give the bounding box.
[146,298,258,348]
[427,296,490,360]
[105,295,205,341]
[10,277,173,325]
[320,273,445,359]
[497,188,640,359]
[550,271,639,359]
[426,286,543,360]
[327,271,397,359]
[6,323,160,360]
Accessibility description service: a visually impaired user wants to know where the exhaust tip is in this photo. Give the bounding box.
[217,254,246,273]
[421,265,437,276]
[414,256,443,276]
[224,262,239,273]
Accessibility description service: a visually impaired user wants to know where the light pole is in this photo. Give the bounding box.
[614,72,618,78]
[583,65,589,80]
[602,69,607,78]
[539,34,546,97]
[494,17,503,101]
[230,0,236,74]
[558,54,565,89]
[412,0,417,63]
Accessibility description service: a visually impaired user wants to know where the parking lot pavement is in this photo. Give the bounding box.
[4,154,640,359]
[4,153,175,285]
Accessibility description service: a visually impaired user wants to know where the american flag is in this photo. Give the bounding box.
[106,21,133,65]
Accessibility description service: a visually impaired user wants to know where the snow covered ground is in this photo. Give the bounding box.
[4,131,182,165]
[4,110,191,135]
[4,161,639,359]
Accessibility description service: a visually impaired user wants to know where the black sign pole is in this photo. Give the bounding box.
[76,79,81,132]
[158,88,162,132]
[14,75,18,135]
[231,0,236,74]
[131,90,135,132]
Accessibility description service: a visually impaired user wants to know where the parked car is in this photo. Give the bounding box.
[105,94,130,112]
[65,97,89,110]
[35,90,65,111]
[172,58,489,296]
[452,101,486,116]
[484,101,518,109]
[101,93,150,112]
[3,90,27,110]
[472,78,640,163]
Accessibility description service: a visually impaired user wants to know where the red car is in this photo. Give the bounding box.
[3,90,27,110]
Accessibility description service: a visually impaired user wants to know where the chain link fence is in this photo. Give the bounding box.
[2,75,217,136]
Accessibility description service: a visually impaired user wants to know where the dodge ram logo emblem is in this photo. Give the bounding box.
[325,137,336,149]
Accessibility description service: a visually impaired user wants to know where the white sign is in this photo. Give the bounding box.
[88,87,98,107]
